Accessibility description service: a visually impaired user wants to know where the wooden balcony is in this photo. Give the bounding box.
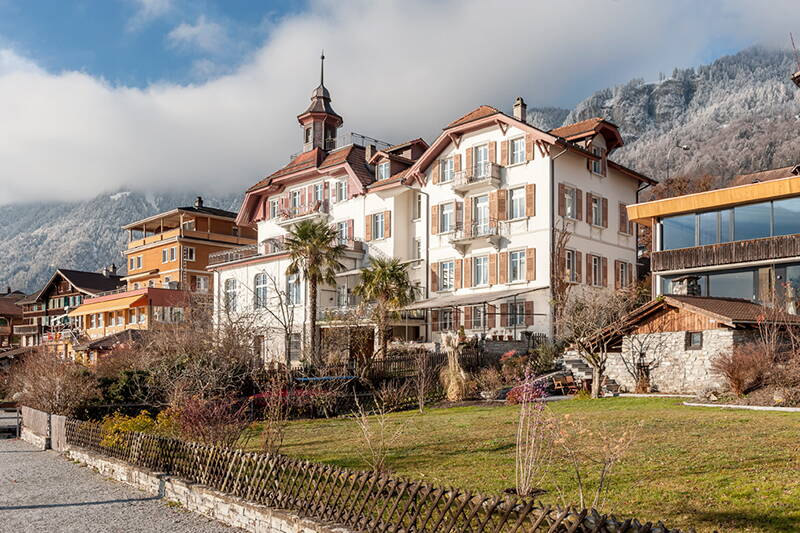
[128,228,255,249]
[13,324,41,335]
[652,234,800,272]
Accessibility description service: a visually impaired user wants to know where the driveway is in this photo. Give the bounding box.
[0,438,234,532]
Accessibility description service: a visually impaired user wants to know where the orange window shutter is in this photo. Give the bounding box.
[500,303,509,327]
[455,259,462,289]
[619,203,626,233]
[614,260,621,289]
[466,148,473,172]
[347,219,354,240]
[430,262,438,292]
[455,201,463,229]
[526,248,536,281]
[489,254,497,285]
[489,141,497,163]
[557,183,565,216]
[431,310,439,331]
[489,192,498,225]
[628,262,635,285]
[463,198,472,232]
[499,252,508,284]
[384,210,391,238]
[463,259,472,288]
[432,161,440,184]
[586,253,593,285]
[464,306,472,328]
[453,153,462,172]
[586,193,593,224]
[431,205,439,234]
[365,215,372,241]
[525,183,535,217]
[488,304,496,328]
[576,251,583,283]
[500,140,509,166]
[497,189,507,221]
[602,197,608,228]
[525,134,534,161]
[602,256,608,287]
[524,301,534,326]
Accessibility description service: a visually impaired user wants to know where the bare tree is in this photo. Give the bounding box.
[619,321,668,393]
[353,381,414,473]
[515,375,552,497]
[413,347,438,413]
[551,219,574,338]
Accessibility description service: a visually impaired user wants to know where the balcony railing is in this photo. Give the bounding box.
[337,238,365,253]
[295,131,392,159]
[208,244,261,267]
[652,234,800,272]
[277,200,330,224]
[452,162,501,192]
[449,221,501,243]
[13,324,41,335]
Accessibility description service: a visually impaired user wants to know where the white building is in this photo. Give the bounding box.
[211,74,654,364]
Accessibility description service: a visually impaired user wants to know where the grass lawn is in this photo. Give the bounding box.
[244,398,800,533]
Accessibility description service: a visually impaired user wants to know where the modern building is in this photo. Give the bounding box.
[212,62,653,365]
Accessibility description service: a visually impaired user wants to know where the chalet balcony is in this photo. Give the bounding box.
[276,201,330,227]
[451,162,501,194]
[13,324,41,336]
[449,222,502,253]
[652,233,800,272]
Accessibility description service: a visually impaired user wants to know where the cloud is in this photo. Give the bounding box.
[167,15,227,54]
[127,0,173,30]
[2,0,800,205]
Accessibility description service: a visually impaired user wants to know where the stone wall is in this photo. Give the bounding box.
[66,447,352,533]
[604,329,758,394]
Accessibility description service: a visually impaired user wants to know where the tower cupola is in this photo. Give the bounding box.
[297,51,343,152]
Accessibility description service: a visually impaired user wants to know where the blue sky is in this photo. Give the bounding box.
[1,0,799,205]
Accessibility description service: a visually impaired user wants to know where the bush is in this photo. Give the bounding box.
[499,350,529,384]
[712,343,773,397]
[528,342,559,375]
[475,367,505,399]
[100,409,178,448]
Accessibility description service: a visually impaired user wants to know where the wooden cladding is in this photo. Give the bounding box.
[652,234,800,272]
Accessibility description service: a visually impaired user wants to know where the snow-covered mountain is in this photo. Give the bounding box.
[3,46,799,294]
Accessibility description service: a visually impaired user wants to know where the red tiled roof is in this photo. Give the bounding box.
[664,295,800,325]
[385,138,428,153]
[368,169,409,190]
[730,164,800,187]
[247,149,322,192]
[549,117,607,140]
[445,105,501,129]
[320,144,374,188]
[0,295,23,317]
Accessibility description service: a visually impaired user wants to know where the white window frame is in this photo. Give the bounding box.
[314,183,324,202]
[591,146,605,175]
[510,137,525,165]
[564,186,577,219]
[565,249,577,283]
[509,250,526,282]
[440,158,454,183]
[591,255,603,287]
[170,246,177,262]
[440,308,454,330]
[471,305,485,329]
[413,192,422,220]
[619,262,630,287]
[473,144,489,177]
[440,203,454,233]
[473,256,489,286]
[291,190,301,208]
[287,275,302,306]
[336,221,348,245]
[509,187,526,219]
[336,285,349,308]
[592,196,603,227]
[439,261,455,291]
[195,275,209,293]
[254,272,268,309]
[377,162,390,180]
[183,247,196,262]
[224,278,237,312]
[372,212,385,240]
[335,180,348,202]
[270,200,279,219]
[414,238,422,260]
[162,249,169,263]
[510,301,526,326]
[136,255,142,269]
[129,257,135,270]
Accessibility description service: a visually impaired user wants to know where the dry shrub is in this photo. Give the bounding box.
[712,343,773,397]
[476,367,505,399]
[175,394,249,448]
[353,381,415,473]
[515,378,552,497]
[6,349,98,416]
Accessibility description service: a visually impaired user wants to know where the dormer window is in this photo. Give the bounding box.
[304,127,312,144]
[377,162,390,181]
[334,180,348,203]
[591,146,606,176]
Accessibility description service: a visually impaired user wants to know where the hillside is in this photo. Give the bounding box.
[2,46,799,293]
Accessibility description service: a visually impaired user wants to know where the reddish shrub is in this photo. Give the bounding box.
[711,343,773,397]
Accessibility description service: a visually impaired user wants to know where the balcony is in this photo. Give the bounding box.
[276,200,330,227]
[128,227,255,250]
[208,244,262,267]
[337,238,365,254]
[449,221,502,254]
[452,162,501,194]
[652,234,800,272]
[13,324,41,336]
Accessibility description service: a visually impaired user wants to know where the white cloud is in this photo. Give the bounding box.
[1,0,800,205]
[167,15,227,54]
[127,0,173,30]
[0,49,42,76]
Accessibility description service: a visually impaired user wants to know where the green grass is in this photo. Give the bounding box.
[245,398,800,533]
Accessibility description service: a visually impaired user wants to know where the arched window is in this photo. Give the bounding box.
[254,273,268,309]
[224,278,237,312]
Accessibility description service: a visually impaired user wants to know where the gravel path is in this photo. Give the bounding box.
[0,438,235,532]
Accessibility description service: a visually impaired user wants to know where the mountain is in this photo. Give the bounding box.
[3,46,799,293]
[0,192,241,294]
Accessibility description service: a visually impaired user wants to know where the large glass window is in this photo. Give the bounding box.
[509,250,525,281]
[509,188,525,219]
[708,270,756,300]
[224,279,237,312]
[440,203,454,233]
[662,214,696,250]
[287,275,302,305]
[254,273,268,309]
[698,211,718,246]
[439,261,454,290]
[720,209,732,243]
[773,197,800,236]
[734,203,771,241]
[474,145,489,177]
[474,256,488,286]
[372,212,385,240]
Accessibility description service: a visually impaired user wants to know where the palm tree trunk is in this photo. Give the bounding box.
[308,279,318,365]
[380,308,389,359]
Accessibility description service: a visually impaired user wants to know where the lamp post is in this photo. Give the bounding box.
[666,140,690,179]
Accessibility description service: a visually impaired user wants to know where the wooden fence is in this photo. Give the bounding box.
[65,418,692,533]
[21,406,50,438]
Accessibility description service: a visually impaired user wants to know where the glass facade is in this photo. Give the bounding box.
[660,196,800,250]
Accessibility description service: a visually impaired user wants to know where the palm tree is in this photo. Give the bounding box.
[284,219,345,365]
[354,256,418,361]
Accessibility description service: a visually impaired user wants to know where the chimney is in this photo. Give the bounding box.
[513,96,527,123]
[109,263,118,276]
[194,196,204,208]
[365,144,376,163]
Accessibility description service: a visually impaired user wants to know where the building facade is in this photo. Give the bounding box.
[0,288,25,348]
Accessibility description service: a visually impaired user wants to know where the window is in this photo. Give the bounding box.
[129,257,135,270]
[619,262,630,287]
[133,282,140,290]
[183,247,196,262]
[686,331,703,350]
[195,276,209,293]
[181,219,195,231]
[128,309,136,325]
[288,333,302,362]
[439,261,455,291]
[734,202,771,241]
[254,273,268,309]
[564,250,578,283]
[314,183,324,203]
[471,306,485,329]
[708,270,756,300]
[591,196,603,226]
[509,250,526,282]
[304,127,312,143]
[474,256,488,286]
[162,249,169,263]
[440,158,454,182]
[287,275,302,305]
[473,144,489,177]
[116,312,124,326]
[372,212,385,240]
[591,146,605,174]
[90,314,96,329]
[377,162,390,180]
[291,190,301,208]
[335,180,348,202]
[136,256,142,269]
[440,309,454,330]
[662,214,696,250]
[336,221,348,245]
[414,238,423,260]
[473,195,489,235]
[564,186,577,218]
[510,301,526,326]
[270,200,279,219]
[591,256,603,287]
[440,203,454,233]
[224,279,237,312]
[509,187,526,219]
[413,192,422,220]
[336,285,349,307]
[510,137,525,165]
[138,309,146,324]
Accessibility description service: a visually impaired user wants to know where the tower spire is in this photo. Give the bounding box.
[320,49,325,87]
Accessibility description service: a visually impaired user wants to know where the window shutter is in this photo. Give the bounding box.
[601,149,607,176]
[575,188,583,220]
[500,303,509,327]
[430,262,438,292]
[602,197,608,228]
[500,140,509,166]
[347,219,354,240]
[384,210,391,238]
[453,153,462,172]
[586,253,593,285]
[432,161,440,184]
[488,304,496,328]
[557,183,565,216]
[431,310,439,332]
[526,248,536,281]
[306,186,312,205]
[489,141,497,164]
[602,256,608,287]
[330,183,337,204]
[525,184,535,217]
[489,254,497,285]
[499,252,508,284]
[489,192,498,226]
[455,259,462,289]
[365,215,372,241]
[576,251,583,283]
[497,190,507,221]
[525,134,534,161]
[463,198,472,233]
[628,262,635,285]
[524,301,534,326]
[431,205,439,234]
[464,307,472,328]
[614,260,621,290]
[585,193,593,224]
[463,259,472,288]
[455,201,463,229]
[466,148,473,173]
[323,182,330,207]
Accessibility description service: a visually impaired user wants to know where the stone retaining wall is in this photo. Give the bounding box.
[66,447,352,533]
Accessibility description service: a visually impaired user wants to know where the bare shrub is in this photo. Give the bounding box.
[353,382,414,473]
[712,343,773,397]
[476,367,505,399]
[440,332,468,402]
[413,348,439,413]
[175,394,250,448]
[254,371,290,455]
[515,377,552,496]
[7,349,98,416]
